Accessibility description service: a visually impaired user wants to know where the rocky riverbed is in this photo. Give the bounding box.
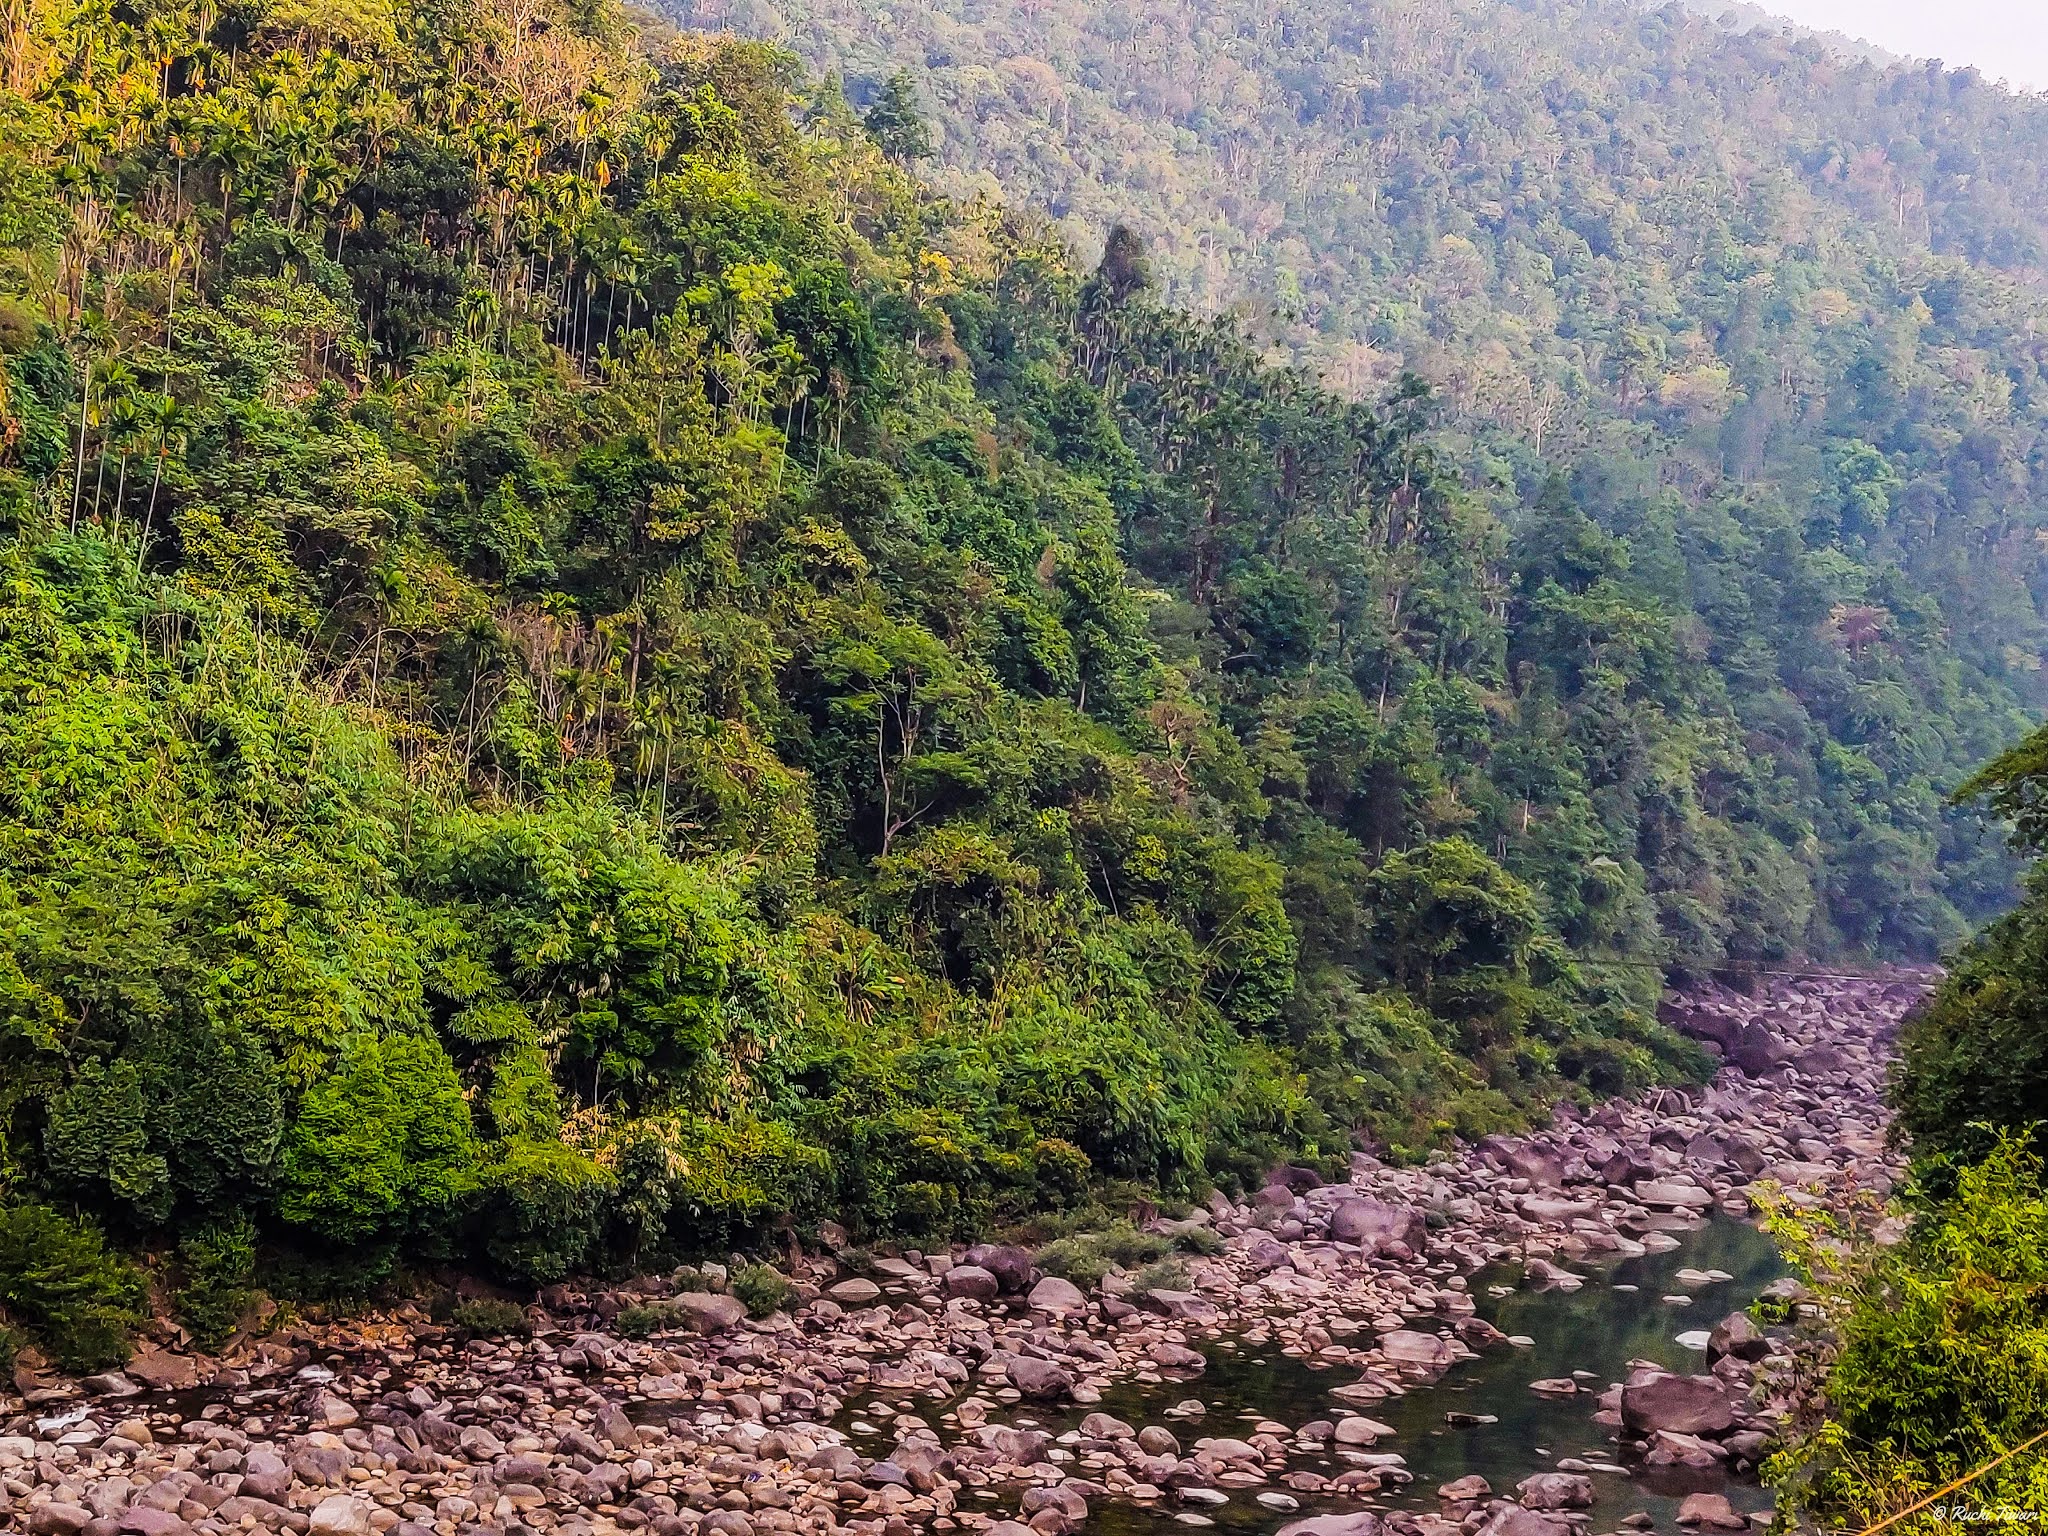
[3,971,1923,1536]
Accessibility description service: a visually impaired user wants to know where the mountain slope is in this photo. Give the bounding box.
[684,0,2048,946]
[0,0,2041,1354]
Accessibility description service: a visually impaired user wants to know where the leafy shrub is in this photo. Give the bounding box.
[174,1213,258,1350]
[1031,1236,1112,1288]
[1031,1138,1093,1208]
[483,1138,615,1283]
[1763,1136,2048,1524]
[0,1203,147,1370]
[1035,1220,1173,1287]
[614,1301,681,1339]
[1129,1257,1192,1295]
[1171,1224,1223,1256]
[448,1297,531,1337]
[730,1263,793,1318]
[278,1033,482,1244]
[258,1245,395,1308]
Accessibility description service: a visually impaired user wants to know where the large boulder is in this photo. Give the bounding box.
[1672,1007,1744,1056]
[1028,1276,1088,1315]
[1332,1416,1395,1445]
[1729,1022,1793,1077]
[27,1507,95,1536]
[942,1264,1000,1301]
[1723,1136,1769,1178]
[1635,1179,1714,1210]
[1479,1136,1566,1188]
[672,1292,749,1332]
[1621,1372,1736,1436]
[964,1244,1036,1293]
[1003,1354,1076,1400]
[1327,1198,1428,1254]
[239,1451,291,1502]
[1474,1508,1570,1536]
[1137,1289,1221,1324]
[114,1512,189,1536]
[978,1424,1052,1465]
[1243,1236,1292,1272]
[1599,1149,1658,1188]
[124,1349,201,1392]
[1378,1331,1455,1370]
[1504,1143,1568,1188]
[1148,1341,1206,1372]
[1707,1311,1770,1363]
[308,1497,374,1536]
[1276,1515,1382,1536]
[1677,1493,1748,1530]
[1796,1043,1849,1076]
[1515,1473,1593,1511]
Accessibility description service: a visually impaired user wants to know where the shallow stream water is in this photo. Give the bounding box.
[858,1216,1788,1535]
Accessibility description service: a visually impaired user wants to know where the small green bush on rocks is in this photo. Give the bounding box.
[731,1264,793,1318]
[1035,1221,1173,1287]
[614,1301,680,1339]
[1129,1257,1192,1295]
[447,1297,532,1337]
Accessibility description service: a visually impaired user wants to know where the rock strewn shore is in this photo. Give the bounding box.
[3,972,1924,1536]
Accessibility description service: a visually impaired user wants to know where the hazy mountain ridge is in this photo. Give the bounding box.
[1666,0,1903,72]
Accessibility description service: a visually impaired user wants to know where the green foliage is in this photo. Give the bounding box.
[173,1213,258,1351]
[0,0,2029,1363]
[1034,1220,1171,1287]
[0,1202,146,1371]
[483,1139,614,1285]
[757,0,2047,960]
[862,72,933,164]
[1128,1257,1191,1295]
[729,1262,793,1318]
[277,1034,481,1245]
[614,1300,679,1338]
[1763,1137,2048,1527]
[447,1297,532,1337]
[1894,719,2048,1169]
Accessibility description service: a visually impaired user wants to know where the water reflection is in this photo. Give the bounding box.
[1071,1214,1786,1535]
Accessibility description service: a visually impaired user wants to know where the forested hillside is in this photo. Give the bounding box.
[0,0,2043,1358]
[683,0,2048,949]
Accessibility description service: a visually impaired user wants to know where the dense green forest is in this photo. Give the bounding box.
[1763,729,2048,1525]
[690,0,2048,953]
[0,0,2044,1371]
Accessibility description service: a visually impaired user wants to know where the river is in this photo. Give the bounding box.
[828,1216,1788,1534]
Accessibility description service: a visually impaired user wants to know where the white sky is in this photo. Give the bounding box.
[1755,0,2048,92]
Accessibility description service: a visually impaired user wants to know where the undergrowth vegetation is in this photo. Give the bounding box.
[1763,1137,2048,1527]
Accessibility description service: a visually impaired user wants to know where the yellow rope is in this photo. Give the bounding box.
[1848,1427,2048,1536]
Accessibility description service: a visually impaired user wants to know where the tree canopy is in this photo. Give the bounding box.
[0,0,2038,1353]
